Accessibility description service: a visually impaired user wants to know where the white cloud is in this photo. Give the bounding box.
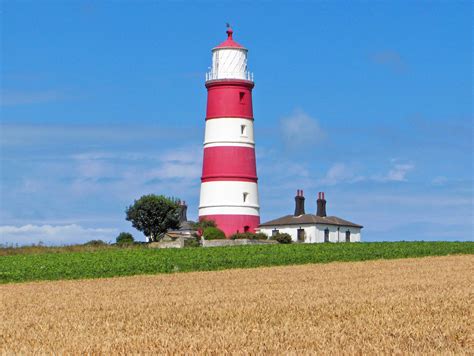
[1,123,198,147]
[374,160,415,182]
[148,146,202,180]
[280,110,325,149]
[318,160,415,186]
[318,163,366,185]
[0,224,118,246]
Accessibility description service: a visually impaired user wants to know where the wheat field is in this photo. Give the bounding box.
[1,255,473,354]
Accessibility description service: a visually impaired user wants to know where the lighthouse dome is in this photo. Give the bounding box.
[214,27,245,49]
[206,26,253,82]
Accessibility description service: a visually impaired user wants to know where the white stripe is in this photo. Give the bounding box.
[204,117,255,146]
[204,142,254,148]
[199,181,260,210]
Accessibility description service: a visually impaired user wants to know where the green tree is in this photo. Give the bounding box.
[125,194,180,242]
[116,232,134,245]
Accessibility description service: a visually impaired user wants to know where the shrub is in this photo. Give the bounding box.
[203,227,226,240]
[184,237,201,248]
[230,232,269,240]
[271,233,292,244]
[83,240,107,246]
[116,232,134,245]
[229,232,248,240]
[192,219,217,230]
[254,232,269,240]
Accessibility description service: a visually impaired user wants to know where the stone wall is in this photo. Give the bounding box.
[202,239,277,248]
[148,238,185,249]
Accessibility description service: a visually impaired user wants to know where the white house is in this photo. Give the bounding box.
[258,191,362,243]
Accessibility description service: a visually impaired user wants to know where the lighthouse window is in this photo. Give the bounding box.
[239,91,245,103]
[240,124,247,136]
[243,192,249,203]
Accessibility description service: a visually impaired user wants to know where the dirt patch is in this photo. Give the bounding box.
[1,255,473,354]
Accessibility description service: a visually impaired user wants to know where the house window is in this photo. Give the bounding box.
[297,228,305,242]
[243,192,249,203]
[240,124,247,136]
[272,229,279,236]
[324,228,330,243]
[346,230,351,242]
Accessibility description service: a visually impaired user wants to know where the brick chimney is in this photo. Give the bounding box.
[316,192,327,217]
[179,200,188,223]
[294,189,305,216]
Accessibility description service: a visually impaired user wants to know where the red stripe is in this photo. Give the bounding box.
[199,214,260,237]
[206,117,254,121]
[206,80,254,119]
[201,176,257,182]
[202,146,257,181]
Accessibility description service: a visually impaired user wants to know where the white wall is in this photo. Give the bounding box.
[314,225,361,243]
[259,224,316,243]
[259,224,361,243]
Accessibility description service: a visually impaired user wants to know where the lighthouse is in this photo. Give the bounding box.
[198,26,260,236]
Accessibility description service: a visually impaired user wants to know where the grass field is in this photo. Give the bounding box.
[1,241,472,283]
[1,255,472,354]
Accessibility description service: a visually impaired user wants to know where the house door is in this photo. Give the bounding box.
[324,228,330,243]
[345,230,351,242]
[297,228,305,242]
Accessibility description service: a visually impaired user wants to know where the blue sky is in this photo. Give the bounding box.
[0,1,472,245]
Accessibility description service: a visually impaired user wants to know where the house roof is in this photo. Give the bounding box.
[259,214,363,228]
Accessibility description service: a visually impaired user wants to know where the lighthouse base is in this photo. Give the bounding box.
[199,214,260,237]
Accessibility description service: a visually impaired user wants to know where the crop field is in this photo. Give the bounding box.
[1,241,473,283]
[1,255,472,354]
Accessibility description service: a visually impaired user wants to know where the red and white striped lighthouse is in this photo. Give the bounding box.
[199,26,260,236]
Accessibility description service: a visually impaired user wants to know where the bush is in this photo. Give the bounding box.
[254,232,269,240]
[192,219,217,231]
[230,232,269,240]
[229,232,248,240]
[203,227,226,240]
[83,240,107,246]
[116,232,134,245]
[184,237,201,248]
[271,233,292,244]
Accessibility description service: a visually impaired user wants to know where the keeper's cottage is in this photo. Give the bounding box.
[259,191,363,243]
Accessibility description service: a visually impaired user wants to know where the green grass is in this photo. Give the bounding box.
[1,242,472,284]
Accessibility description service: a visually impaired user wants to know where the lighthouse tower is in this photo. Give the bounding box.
[199,26,260,236]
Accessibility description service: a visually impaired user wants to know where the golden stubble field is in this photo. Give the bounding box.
[1,255,473,354]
